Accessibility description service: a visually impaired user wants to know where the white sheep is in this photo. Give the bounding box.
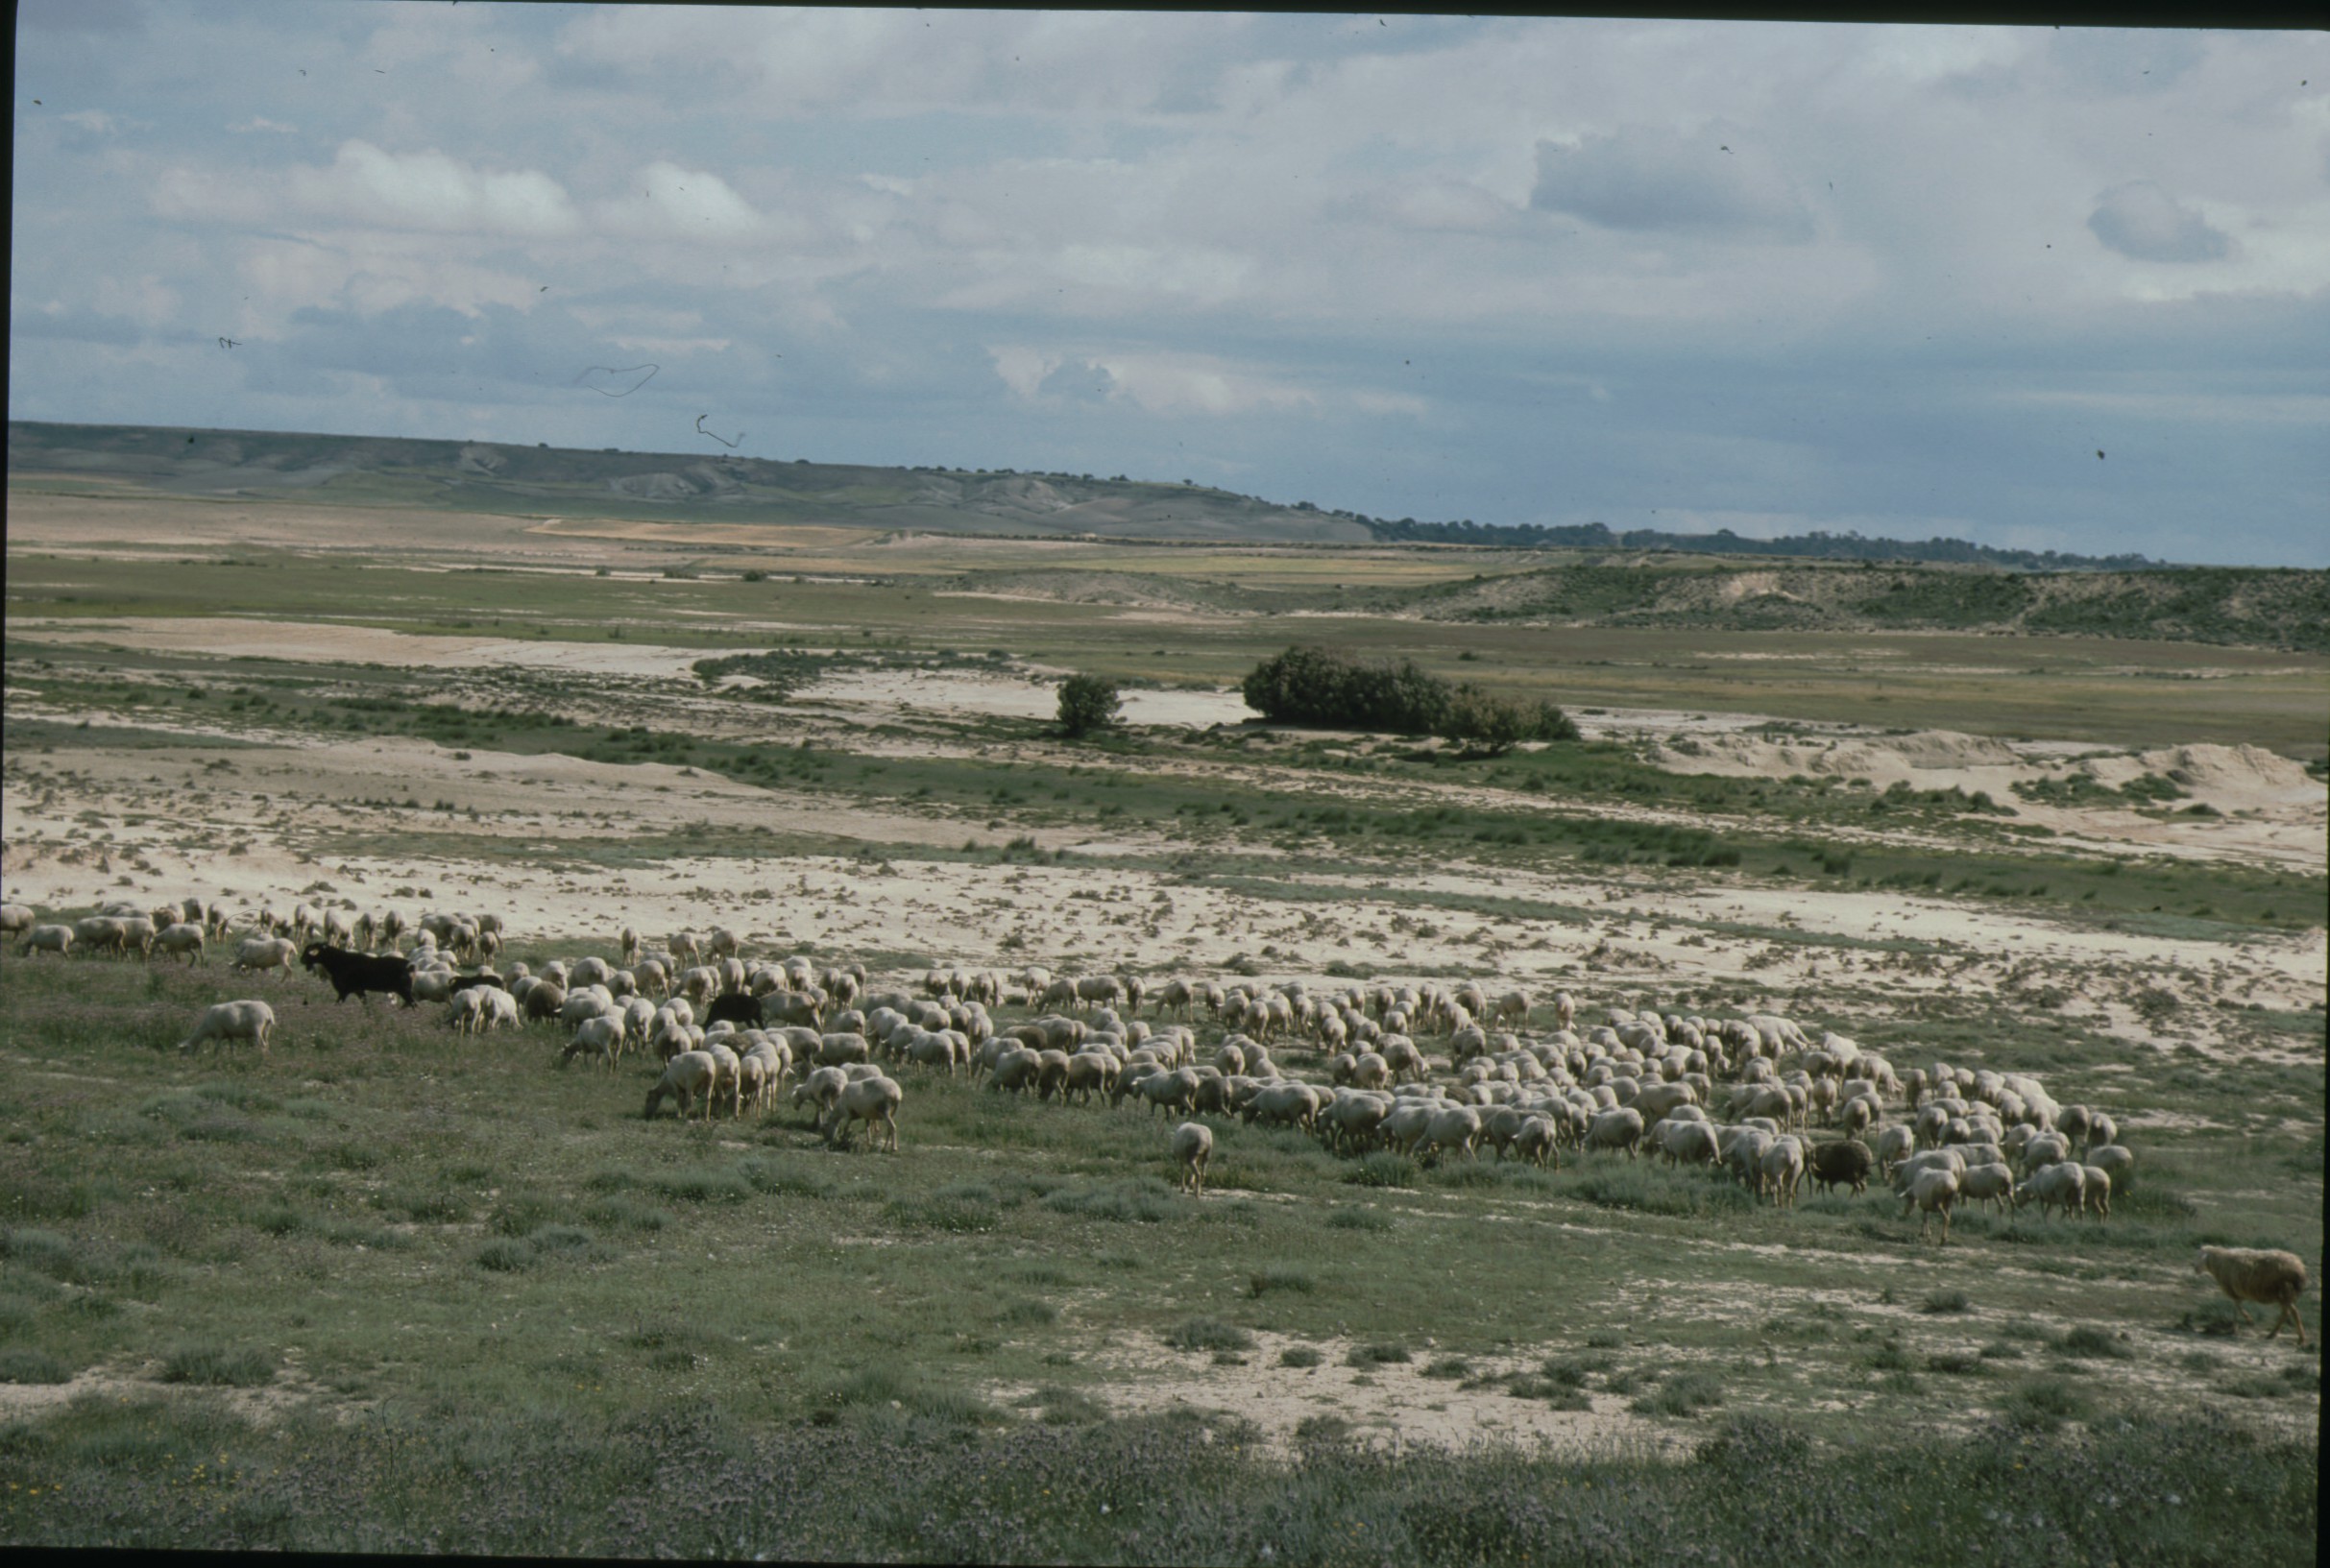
[231,935,298,977]
[154,923,206,966]
[644,1049,718,1121]
[1172,1121,1213,1194]
[2195,1247,2310,1346]
[825,1073,903,1151]
[2012,1161,2085,1220]
[19,924,74,958]
[563,1015,625,1072]
[1903,1168,1960,1243]
[178,999,277,1055]
[0,904,35,938]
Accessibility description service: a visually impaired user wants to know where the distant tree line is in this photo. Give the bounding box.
[1241,645,1579,755]
[1357,517,2162,571]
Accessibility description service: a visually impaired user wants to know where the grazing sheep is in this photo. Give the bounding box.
[643,1049,719,1121]
[1653,1118,1722,1169]
[825,1073,903,1152]
[0,904,36,938]
[154,923,206,966]
[2077,1165,2112,1221]
[231,935,298,977]
[1903,1168,1960,1243]
[178,999,277,1056]
[1586,1106,1645,1159]
[20,924,74,958]
[2195,1247,2310,1346]
[1417,1104,1484,1164]
[1510,1115,1558,1170]
[563,1015,625,1073]
[1873,1123,1916,1177]
[1958,1161,2017,1216]
[1173,1121,1213,1194]
[2011,1161,2086,1220]
[792,1065,848,1125]
[1760,1136,1806,1207]
[1806,1138,1873,1195]
[2088,1144,2135,1193]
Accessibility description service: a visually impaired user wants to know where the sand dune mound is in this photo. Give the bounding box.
[2140,744,2317,796]
[1653,730,2019,786]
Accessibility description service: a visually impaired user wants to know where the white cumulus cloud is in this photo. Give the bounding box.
[2086,181,2232,263]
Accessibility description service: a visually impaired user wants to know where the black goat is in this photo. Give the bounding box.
[301,943,416,1006]
[703,992,761,1029]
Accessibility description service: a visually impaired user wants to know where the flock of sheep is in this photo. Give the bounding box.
[2,894,2310,1347]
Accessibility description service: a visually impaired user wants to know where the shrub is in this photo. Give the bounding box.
[2002,1378,2092,1431]
[1347,1341,1411,1366]
[1248,1265,1315,1298]
[1633,1370,1725,1416]
[1279,1345,1323,1368]
[2057,1325,2133,1360]
[1348,1152,1418,1189]
[0,1348,73,1385]
[1164,1317,1253,1353]
[1056,673,1122,738]
[1921,1290,1972,1315]
[158,1343,278,1387]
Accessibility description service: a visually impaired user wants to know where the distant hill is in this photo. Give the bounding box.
[11,421,2325,653]
[1361,516,2161,571]
[5,420,1368,544]
[3,419,2170,567]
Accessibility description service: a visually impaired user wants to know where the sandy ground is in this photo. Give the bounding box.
[1648,729,2326,872]
[5,599,2322,1443]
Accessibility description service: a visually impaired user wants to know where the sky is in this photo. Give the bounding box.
[11,5,2329,567]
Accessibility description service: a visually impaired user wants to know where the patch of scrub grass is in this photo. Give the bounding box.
[1278,1345,1323,1368]
[158,1343,278,1387]
[2057,1325,2134,1361]
[1164,1317,1253,1353]
[0,1347,75,1384]
[1248,1264,1315,1297]
[1347,1341,1411,1366]
[1920,1289,1972,1315]
[2002,1378,2093,1431]
[1632,1369,1725,1417]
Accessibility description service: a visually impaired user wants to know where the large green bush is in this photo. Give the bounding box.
[1241,644,1576,752]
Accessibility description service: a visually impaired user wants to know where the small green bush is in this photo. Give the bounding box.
[2001,1378,2091,1431]
[0,1348,74,1385]
[1347,1341,1411,1366]
[1920,1290,1972,1315]
[1279,1345,1324,1369]
[1164,1317,1254,1353]
[2057,1325,2133,1360]
[1249,1265,1315,1297]
[158,1343,278,1387]
[1633,1370,1725,1416]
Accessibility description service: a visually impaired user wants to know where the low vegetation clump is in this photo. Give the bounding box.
[1241,643,1577,753]
[1056,672,1123,738]
[8,1397,2305,1561]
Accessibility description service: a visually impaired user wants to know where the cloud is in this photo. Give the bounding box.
[157,141,582,241]
[989,346,1427,422]
[228,117,300,135]
[588,161,770,241]
[2086,181,2232,263]
[1530,123,1814,240]
[1333,177,1522,235]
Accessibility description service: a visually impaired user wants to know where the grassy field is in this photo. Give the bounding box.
[0,946,2319,1557]
[2,479,2320,1559]
[6,536,2325,755]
